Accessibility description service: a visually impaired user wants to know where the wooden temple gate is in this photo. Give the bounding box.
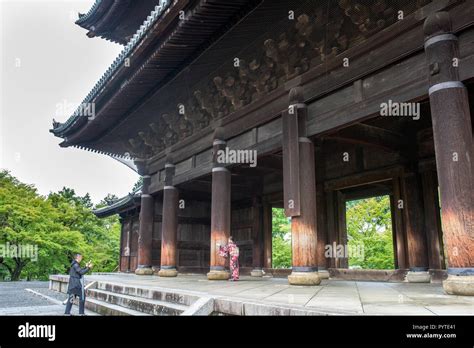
[53,0,473,295]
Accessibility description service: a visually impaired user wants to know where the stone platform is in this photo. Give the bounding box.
[48,273,474,315]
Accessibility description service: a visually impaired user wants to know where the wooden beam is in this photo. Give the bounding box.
[326,123,405,152]
[324,165,403,191]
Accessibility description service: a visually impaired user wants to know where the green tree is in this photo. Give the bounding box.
[0,171,87,280]
[0,170,121,281]
[100,194,119,207]
[346,196,394,269]
[47,188,121,274]
[271,208,291,268]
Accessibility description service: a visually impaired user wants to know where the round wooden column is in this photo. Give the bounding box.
[315,145,329,279]
[207,138,231,280]
[159,163,179,277]
[425,12,474,295]
[124,218,132,272]
[282,87,320,285]
[251,196,265,277]
[135,175,154,275]
[262,202,273,269]
[288,137,320,285]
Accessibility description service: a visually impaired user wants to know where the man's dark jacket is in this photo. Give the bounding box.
[67,260,90,297]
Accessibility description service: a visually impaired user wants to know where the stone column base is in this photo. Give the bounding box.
[207,270,230,280]
[158,268,178,277]
[443,275,474,296]
[318,270,330,279]
[406,271,431,283]
[250,269,264,277]
[288,271,321,285]
[135,266,154,275]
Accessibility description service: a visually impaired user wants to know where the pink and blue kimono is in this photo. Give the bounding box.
[219,242,240,281]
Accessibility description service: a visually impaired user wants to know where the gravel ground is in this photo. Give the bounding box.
[0,281,50,308]
[0,281,97,315]
[31,287,69,302]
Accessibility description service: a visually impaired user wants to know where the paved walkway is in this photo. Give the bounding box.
[77,273,474,315]
[0,281,96,315]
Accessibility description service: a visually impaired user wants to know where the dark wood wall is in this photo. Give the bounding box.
[119,214,140,272]
[118,198,261,273]
[176,199,211,272]
[231,205,254,268]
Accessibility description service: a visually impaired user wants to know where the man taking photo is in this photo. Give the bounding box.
[64,253,93,316]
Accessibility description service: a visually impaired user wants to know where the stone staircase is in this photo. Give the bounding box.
[49,274,335,316]
[49,275,213,316]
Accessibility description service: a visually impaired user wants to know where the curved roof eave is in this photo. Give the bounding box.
[51,0,173,138]
[93,186,142,218]
[75,0,107,26]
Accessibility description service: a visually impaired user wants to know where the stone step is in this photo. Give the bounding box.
[87,288,189,315]
[96,281,200,306]
[85,298,151,316]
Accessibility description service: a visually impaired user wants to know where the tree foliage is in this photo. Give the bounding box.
[0,170,120,281]
[346,196,394,269]
[270,197,394,270]
[271,208,291,268]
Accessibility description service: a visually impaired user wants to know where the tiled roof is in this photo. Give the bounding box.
[51,0,172,137]
[93,186,142,217]
[75,0,102,25]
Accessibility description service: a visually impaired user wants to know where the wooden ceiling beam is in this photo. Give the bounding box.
[325,123,405,153]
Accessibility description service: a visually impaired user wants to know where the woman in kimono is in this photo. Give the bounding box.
[218,236,240,281]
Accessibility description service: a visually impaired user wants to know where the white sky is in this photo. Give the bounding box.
[0,0,139,203]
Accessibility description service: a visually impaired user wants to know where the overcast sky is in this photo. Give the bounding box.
[0,0,139,203]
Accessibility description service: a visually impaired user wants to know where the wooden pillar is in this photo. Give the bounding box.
[251,196,265,276]
[123,217,132,272]
[290,139,318,274]
[424,12,474,295]
[315,145,329,278]
[403,173,431,282]
[337,191,348,269]
[207,133,231,280]
[326,191,338,269]
[119,217,124,272]
[135,175,154,275]
[263,201,273,269]
[126,218,132,272]
[159,162,179,277]
[283,87,320,285]
[391,177,408,270]
[420,170,444,271]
